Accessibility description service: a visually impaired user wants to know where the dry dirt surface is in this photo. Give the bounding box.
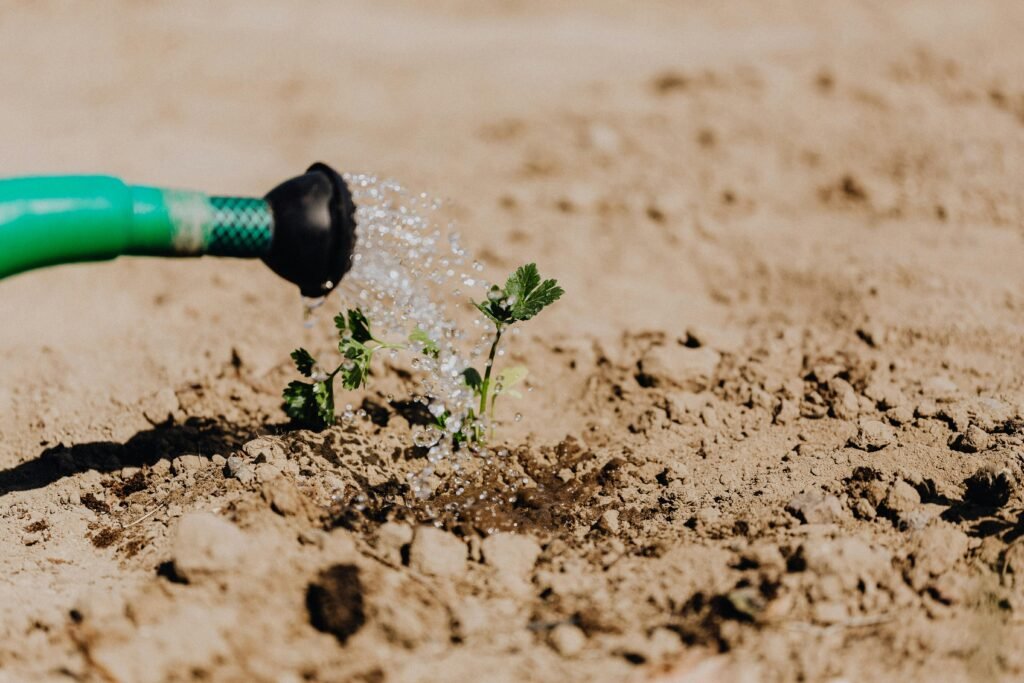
[2,1,1024,682]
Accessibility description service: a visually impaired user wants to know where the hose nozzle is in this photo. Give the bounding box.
[263,162,357,298]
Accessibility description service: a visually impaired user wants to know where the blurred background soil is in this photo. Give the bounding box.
[1,1,1023,681]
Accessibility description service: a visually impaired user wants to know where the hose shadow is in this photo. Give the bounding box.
[0,417,257,496]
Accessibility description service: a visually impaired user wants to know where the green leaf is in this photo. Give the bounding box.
[505,263,563,321]
[290,348,317,377]
[312,380,335,425]
[283,380,334,426]
[462,367,483,393]
[409,328,440,358]
[347,309,372,343]
[505,263,541,305]
[333,313,348,335]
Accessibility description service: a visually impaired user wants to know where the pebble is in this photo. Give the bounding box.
[170,455,204,475]
[882,480,921,527]
[171,512,247,581]
[261,477,307,517]
[242,437,286,464]
[409,526,467,577]
[549,623,587,656]
[786,492,843,525]
[599,509,620,534]
[848,419,896,451]
[911,525,968,580]
[828,378,860,420]
[886,406,914,426]
[949,425,991,453]
[226,456,255,485]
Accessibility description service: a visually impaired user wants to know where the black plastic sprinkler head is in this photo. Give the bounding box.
[263,162,358,298]
[0,162,359,297]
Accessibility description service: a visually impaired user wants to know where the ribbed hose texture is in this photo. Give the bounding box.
[206,196,273,257]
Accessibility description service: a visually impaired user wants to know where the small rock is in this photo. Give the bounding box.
[938,406,971,432]
[886,406,914,426]
[549,623,587,657]
[171,512,246,581]
[261,477,307,517]
[171,455,204,475]
[150,460,171,477]
[852,498,876,520]
[481,533,541,578]
[915,400,939,418]
[963,464,1015,507]
[848,419,896,451]
[786,492,844,525]
[376,522,413,565]
[949,425,991,453]
[599,509,620,534]
[409,527,466,577]
[226,456,255,485]
[828,378,860,420]
[243,437,286,464]
[141,388,179,425]
[774,398,800,425]
[864,381,906,409]
[639,345,721,391]
[912,525,968,579]
[881,480,921,526]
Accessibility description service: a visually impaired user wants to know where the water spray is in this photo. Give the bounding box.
[0,163,357,297]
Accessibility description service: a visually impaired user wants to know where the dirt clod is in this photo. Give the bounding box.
[170,512,247,582]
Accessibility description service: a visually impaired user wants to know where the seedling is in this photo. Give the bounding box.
[283,309,403,426]
[283,263,563,445]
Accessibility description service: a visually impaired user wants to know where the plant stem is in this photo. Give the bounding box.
[478,326,503,416]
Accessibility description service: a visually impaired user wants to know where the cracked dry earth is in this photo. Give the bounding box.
[2,1,1024,682]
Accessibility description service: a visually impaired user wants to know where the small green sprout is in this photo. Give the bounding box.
[283,307,403,426]
[282,263,563,440]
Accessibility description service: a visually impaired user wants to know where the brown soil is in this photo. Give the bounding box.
[2,2,1024,681]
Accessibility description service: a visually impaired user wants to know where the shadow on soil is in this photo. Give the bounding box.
[0,417,258,496]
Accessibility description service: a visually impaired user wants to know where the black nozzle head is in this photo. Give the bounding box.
[262,162,357,297]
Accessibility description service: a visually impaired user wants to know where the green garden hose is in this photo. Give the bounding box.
[0,163,357,297]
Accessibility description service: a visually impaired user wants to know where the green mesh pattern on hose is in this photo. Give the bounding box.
[206,196,273,257]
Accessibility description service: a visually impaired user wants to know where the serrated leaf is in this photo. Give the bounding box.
[283,380,334,426]
[347,308,372,343]
[505,263,541,304]
[503,263,564,322]
[312,380,335,425]
[291,348,316,377]
[409,328,440,358]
